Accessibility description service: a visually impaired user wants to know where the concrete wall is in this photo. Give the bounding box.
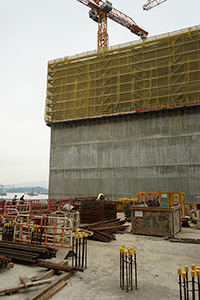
[49,106,200,203]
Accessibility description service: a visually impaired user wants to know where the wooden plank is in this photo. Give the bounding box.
[24,270,77,300]
[0,279,52,295]
[20,276,32,288]
[30,260,68,282]
[37,281,67,300]
[36,262,84,272]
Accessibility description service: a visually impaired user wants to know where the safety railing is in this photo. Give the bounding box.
[13,215,73,249]
[0,199,57,215]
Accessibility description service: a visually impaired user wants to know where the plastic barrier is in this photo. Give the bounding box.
[13,215,73,249]
[0,199,57,215]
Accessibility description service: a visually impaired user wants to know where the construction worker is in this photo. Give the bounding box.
[12,195,17,206]
[97,192,105,201]
[20,194,24,201]
[19,194,25,212]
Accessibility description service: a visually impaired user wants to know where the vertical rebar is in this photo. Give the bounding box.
[122,246,125,290]
[177,269,182,300]
[196,269,200,300]
[182,272,187,300]
[125,250,129,292]
[191,270,195,300]
[75,234,78,267]
[184,266,189,300]
[134,249,137,289]
[119,247,123,288]
[78,233,81,267]
[72,233,75,267]
[129,249,133,291]
[82,233,85,268]
[85,233,88,268]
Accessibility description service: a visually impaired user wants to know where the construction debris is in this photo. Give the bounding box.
[0,279,52,295]
[79,218,128,242]
[24,271,77,300]
[30,260,68,282]
[0,240,57,262]
[0,259,77,298]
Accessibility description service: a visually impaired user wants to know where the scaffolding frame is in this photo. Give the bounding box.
[45,25,200,124]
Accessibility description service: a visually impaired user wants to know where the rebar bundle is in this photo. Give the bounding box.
[80,200,117,224]
[178,264,200,300]
[120,245,137,292]
[71,232,88,269]
[0,240,57,263]
[80,200,104,224]
[103,202,117,220]
[79,218,129,242]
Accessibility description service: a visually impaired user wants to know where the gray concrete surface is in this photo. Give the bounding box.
[1,214,200,299]
[49,106,200,203]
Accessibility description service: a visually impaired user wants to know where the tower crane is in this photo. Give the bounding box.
[77,0,148,50]
[143,0,167,11]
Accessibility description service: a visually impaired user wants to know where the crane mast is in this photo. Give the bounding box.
[143,0,167,11]
[77,0,148,50]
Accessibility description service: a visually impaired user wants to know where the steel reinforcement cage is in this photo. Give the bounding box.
[45,25,200,124]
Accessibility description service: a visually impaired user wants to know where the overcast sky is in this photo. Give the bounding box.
[0,0,199,186]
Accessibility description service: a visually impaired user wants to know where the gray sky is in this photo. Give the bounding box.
[0,0,199,185]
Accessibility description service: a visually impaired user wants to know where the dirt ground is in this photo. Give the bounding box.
[0,213,200,300]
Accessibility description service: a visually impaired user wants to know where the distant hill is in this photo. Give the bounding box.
[14,181,48,188]
[6,186,48,194]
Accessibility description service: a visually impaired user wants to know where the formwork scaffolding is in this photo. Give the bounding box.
[45,25,200,124]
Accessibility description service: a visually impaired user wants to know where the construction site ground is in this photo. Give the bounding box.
[0,212,199,300]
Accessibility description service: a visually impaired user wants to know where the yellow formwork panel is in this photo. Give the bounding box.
[45,25,200,124]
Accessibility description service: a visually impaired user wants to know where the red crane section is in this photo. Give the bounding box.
[143,0,167,11]
[77,0,148,50]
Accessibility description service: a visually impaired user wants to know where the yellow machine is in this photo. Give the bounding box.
[117,198,138,212]
[137,192,185,216]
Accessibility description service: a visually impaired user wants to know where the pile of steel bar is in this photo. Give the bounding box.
[178,264,200,300]
[103,201,117,220]
[0,240,57,263]
[79,218,129,242]
[120,246,137,292]
[80,200,104,224]
[80,200,117,224]
[0,255,12,268]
